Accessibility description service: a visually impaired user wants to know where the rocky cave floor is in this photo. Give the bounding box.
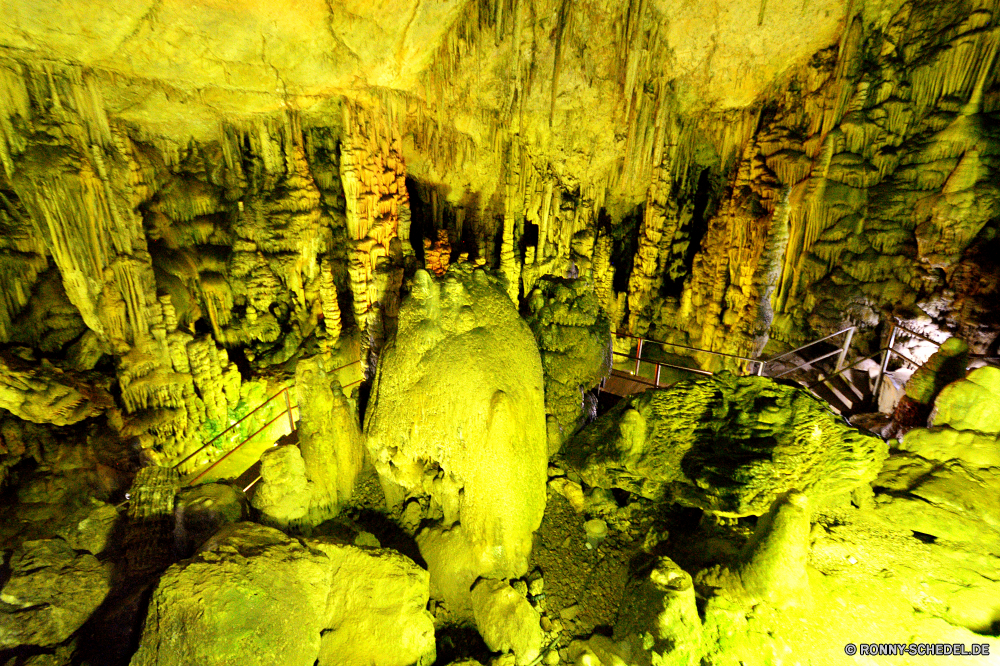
[329,458,998,666]
[1,421,998,666]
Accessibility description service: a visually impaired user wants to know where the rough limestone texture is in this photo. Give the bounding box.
[524,276,613,452]
[0,352,112,426]
[569,374,888,516]
[876,457,1000,549]
[311,541,436,666]
[470,579,543,666]
[294,355,364,524]
[174,482,247,556]
[928,365,1000,433]
[614,557,702,666]
[904,337,970,405]
[415,525,490,618]
[0,538,111,649]
[131,522,435,666]
[55,498,120,555]
[251,444,314,526]
[365,266,548,583]
[696,493,812,616]
[873,452,1000,631]
[896,365,1000,491]
[123,465,180,580]
[735,492,812,606]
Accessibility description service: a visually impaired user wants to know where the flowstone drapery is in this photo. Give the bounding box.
[364,266,548,609]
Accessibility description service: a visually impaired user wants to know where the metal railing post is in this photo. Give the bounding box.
[634,339,643,375]
[872,324,897,408]
[654,363,661,387]
[835,327,855,372]
[283,388,296,433]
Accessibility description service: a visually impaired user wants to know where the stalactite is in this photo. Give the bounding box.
[627,158,678,337]
[320,258,343,340]
[339,103,406,363]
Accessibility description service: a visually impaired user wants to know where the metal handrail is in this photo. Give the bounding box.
[176,358,363,480]
[173,388,294,470]
[187,406,298,485]
[771,348,844,378]
[765,326,856,366]
[611,350,714,382]
[807,351,881,389]
[612,331,761,364]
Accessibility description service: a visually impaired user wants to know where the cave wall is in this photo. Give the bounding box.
[0,0,997,468]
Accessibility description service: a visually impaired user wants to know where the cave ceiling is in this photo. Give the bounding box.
[0,0,997,451]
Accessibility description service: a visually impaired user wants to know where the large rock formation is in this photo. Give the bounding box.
[569,374,888,516]
[364,266,548,600]
[0,538,111,649]
[130,522,435,666]
[524,276,613,452]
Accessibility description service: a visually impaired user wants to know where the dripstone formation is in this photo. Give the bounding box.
[0,1,998,666]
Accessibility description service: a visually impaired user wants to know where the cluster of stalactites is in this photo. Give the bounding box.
[339,103,408,365]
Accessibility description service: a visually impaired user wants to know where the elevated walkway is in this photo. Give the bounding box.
[173,359,362,491]
[600,320,999,416]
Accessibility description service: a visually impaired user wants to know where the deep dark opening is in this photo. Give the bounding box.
[678,168,714,286]
[609,206,642,293]
[404,176,428,264]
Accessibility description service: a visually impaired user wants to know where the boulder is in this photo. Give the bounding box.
[875,459,1000,548]
[56,498,120,555]
[311,541,436,666]
[569,374,887,516]
[615,557,702,666]
[131,522,435,666]
[928,365,1000,434]
[0,539,111,649]
[416,525,489,616]
[898,427,1000,468]
[903,337,969,405]
[130,523,332,666]
[174,482,247,555]
[471,579,543,666]
[251,444,313,526]
[365,267,548,584]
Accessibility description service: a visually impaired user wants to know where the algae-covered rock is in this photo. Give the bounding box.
[569,374,887,516]
[696,492,811,612]
[130,523,332,666]
[131,522,436,666]
[365,266,548,583]
[876,460,1000,548]
[0,539,111,649]
[897,366,1000,470]
[903,337,969,405]
[311,541,436,666]
[899,427,1000,468]
[56,498,120,555]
